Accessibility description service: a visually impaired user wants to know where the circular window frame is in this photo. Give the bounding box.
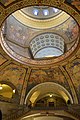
[0,1,80,68]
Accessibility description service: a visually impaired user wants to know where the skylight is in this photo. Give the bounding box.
[21,6,62,20]
[53,8,59,13]
[43,9,49,16]
[33,9,39,16]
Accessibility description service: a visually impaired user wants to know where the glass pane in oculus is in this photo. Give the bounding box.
[21,6,62,20]
[34,47,63,59]
[43,9,49,16]
[33,9,39,16]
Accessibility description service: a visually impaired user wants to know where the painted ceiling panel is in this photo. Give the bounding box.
[28,68,70,94]
[0,63,26,94]
[0,0,16,6]
[65,0,80,12]
[6,15,79,43]
[66,59,80,102]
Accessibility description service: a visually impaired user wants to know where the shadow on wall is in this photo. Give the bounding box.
[0,110,2,120]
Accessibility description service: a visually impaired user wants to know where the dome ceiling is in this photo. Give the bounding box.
[1,6,79,65]
[0,1,80,119]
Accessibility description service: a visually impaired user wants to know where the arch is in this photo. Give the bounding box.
[25,82,73,105]
[0,81,19,95]
[0,81,19,103]
[20,113,77,120]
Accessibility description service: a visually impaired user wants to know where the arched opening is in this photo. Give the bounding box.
[0,81,19,103]
[35,94,67,108]
[25,82,73,108]
[30,32,65,59]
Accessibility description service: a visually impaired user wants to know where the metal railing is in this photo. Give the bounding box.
[2,105,68,120]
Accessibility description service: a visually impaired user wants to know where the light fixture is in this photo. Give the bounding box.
[50,94,53,97]
[13,89,16,93]
[33,9,39,16]
[53,8,58,13]
[0,84,2,90]
[43,9,49,16]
